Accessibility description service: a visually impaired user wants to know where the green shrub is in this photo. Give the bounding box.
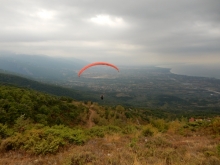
[151,119,168,132]
[0,125,87,154]
[116,105,125,113]
[217,144,220,155]
[88,126,105,137]
[105,125,121,134]
[125,112,133,118]
[18,129,65,155]
[114,119,126,127]
[212,117,220,134]
[97,118,108,126]
[142,125,157,137]
[129,138,137,148]
[204,151,215,157]
[43,125,87,145]
[122,125,137,134]
[0,132,24,152]
[0,137,15,151]
[145,136,172,148]
[188,122,199,127]
[87,125,122,138]
[143,127,154,137]
[0,124,13,138]
[27,134,64,155]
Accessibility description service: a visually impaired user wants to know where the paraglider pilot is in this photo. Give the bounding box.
[101,95,104,100]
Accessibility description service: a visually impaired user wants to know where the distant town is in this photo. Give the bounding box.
[57,66,220,116]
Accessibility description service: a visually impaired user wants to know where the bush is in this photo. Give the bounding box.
[145,136,172,148]
[14,115,32,132]
[217,144,220,156]
[0,125,87,154]
[97,118,108,126]
[129,138,137,148]
[142,125,157,137]
[105,125,121,134]
[122,125,137,134]
[87,125,122,138]
[0,130,64,155]
[22,130,65,155]
[43,125,87,145]
[212,117,220,134]
[88,126,105,137]
[204,151,215,157]
[151,119,168,132]
[0,124,13,138]
[71,151,96,165]
[116,105,125,113]
[0,136,16,152]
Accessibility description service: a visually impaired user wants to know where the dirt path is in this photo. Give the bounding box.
[88,105,96,128]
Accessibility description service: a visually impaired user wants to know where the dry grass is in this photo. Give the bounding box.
[1,131,219,165]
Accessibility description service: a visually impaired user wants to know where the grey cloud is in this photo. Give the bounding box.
[0,0,219,65]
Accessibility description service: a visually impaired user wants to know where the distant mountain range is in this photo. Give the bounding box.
[0,53,111,104]
[0,53,87,82]
[0,53,133,105]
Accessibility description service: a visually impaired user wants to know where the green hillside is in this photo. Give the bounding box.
[1,71,220,121]
[0,84,144,154]
[0,85,84,126]
[0,71,100,102]
[0,84,220,164]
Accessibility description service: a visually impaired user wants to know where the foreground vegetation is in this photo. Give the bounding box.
[0,84,220,164]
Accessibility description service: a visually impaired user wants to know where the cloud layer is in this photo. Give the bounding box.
[0,0,220,65]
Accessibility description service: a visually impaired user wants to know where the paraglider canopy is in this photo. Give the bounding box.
[78,62,119,77]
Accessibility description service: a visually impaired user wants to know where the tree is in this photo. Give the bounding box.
[116,105,125,114]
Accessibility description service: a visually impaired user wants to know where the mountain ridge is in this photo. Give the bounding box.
[0,53,87,81]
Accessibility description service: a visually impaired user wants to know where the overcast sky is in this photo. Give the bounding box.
[0,0,219,65]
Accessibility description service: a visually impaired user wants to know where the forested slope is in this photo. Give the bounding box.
[0,71,97,102]
[0,84,220,164]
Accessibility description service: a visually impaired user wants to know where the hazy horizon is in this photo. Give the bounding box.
[169,63,220,79]
[1,53,220,80]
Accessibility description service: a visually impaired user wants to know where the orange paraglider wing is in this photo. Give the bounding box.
[78,62,119,77]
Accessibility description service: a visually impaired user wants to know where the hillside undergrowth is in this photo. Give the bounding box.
[0,84,220,164]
